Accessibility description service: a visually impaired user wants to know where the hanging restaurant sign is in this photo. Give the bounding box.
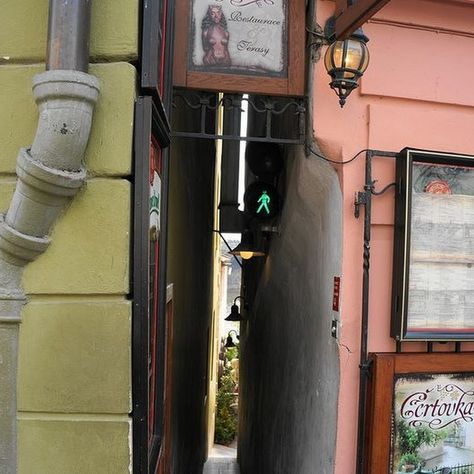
[391,148,474,341]
[366,353,474,473]
[173,0,305,96]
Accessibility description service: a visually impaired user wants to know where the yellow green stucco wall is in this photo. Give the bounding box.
[0,1,138,472]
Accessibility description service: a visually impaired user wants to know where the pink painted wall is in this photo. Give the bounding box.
[314,0,474,472]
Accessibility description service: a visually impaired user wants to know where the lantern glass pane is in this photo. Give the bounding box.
[325,39,369,77]
[324,42,344,70]
[345,39,364,70]
[359,42,370,73]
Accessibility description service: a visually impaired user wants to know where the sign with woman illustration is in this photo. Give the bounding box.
[191,0,287,77]
[173,0,304,95]
[201,5,231,66]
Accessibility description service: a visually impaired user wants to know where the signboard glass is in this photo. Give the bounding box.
[393,373,474,473]
[391,149,474,340]
[408,162,474,334]
[190,0,287,77]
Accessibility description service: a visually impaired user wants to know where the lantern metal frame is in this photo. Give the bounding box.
[323,16,370,108]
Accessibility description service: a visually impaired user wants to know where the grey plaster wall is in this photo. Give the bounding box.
[167,98,216,474]
[238,146,342,474]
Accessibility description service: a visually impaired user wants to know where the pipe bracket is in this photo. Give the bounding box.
[0,217,50,266]
[17,148,86,197]
[33,69,100,105]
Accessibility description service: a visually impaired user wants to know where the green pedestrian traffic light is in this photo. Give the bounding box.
[244,182,279,220]
[256,190,271,215]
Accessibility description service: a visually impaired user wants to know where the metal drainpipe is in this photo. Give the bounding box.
[0,1,98,472]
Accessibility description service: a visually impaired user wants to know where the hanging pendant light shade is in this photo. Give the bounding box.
[225,296,247,322]
[225,303,243,322]
[224,335,236,348]
[324,28,370,108]
[224,330,240,348]
[230,229,266,260]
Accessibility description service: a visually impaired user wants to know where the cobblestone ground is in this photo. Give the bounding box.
[202,458,240,474]
[424,446,474,470]
[203,443,240,474]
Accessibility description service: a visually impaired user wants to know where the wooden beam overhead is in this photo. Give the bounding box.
[335,0,392,39]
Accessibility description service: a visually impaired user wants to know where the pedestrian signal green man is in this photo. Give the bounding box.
[256,190,271,215]
[244,182,279,220]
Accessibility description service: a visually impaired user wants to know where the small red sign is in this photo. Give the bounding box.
[333,277,341,312]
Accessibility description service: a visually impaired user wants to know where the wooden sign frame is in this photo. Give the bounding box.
[173,0,306,96]
[366,352,474,473]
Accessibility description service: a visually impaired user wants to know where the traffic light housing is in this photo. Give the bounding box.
[244,142,283,223]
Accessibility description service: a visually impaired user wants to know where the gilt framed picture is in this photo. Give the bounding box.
[173,0,305,96]
[366,353,474,473]
[391,148,474,341]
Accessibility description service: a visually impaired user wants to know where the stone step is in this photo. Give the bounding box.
[203,457,240,474]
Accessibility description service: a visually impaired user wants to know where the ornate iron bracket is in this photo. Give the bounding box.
[359,358,373,378]
[172,89,306,144]
[354,189,369,218]
[354,179,396,218]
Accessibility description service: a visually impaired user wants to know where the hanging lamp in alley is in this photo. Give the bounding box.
[225,296,247,322]
[324,23,370,108]
[224,330,240,348]
[230,229,265,260]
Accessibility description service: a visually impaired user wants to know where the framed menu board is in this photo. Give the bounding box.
[173,0,305,96]
[366,353,474,473]
[391,148,474,341]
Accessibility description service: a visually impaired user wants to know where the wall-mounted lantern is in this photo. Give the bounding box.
[225,296,248,322]
[224,330,240,349]
[230,230,266,260]
[323,18,370,108]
